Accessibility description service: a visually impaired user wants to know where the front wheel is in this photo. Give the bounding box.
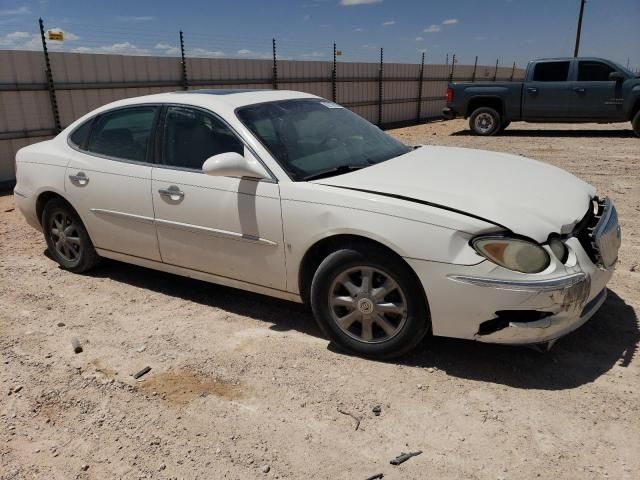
[42,198,99,273]
[469,107,501,136]
[310,247,430,359]
[632,110,640,137]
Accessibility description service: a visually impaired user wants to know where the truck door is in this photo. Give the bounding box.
[569,60,625,120]
[522,61,571,119]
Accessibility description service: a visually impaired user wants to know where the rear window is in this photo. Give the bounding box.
[69,120,92,149]
[532,62,570,82]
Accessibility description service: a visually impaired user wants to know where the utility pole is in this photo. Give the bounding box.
[573,0,586,57]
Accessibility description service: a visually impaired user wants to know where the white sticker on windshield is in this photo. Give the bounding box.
[320,101,344,109]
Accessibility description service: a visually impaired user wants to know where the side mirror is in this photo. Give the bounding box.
[609,71,625,82]
[202,151,270,180]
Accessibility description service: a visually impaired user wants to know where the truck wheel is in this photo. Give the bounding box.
[633,110,640,137]
[469,107,501,136]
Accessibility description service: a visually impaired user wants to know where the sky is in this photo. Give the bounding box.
[0,0,638,70]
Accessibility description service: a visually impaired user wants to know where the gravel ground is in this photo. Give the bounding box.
[1,119,639,480]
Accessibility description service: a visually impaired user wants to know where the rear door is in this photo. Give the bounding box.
[522,60,571,119]
[569,60,624,120]
[65,105,161,261]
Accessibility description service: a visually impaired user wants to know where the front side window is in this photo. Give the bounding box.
[532,61,570,82]
[237,99,411,181]
[161,106,244,170]
[86,106,157,162]
[578,61,615,81]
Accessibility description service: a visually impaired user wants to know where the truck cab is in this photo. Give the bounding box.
[443,57,640,136]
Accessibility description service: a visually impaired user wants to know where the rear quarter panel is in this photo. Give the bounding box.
[450,83,523,120]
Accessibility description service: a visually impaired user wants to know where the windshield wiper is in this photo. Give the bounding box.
[303,165,367,181]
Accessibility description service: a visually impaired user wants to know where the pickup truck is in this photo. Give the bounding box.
[443,57,640,136]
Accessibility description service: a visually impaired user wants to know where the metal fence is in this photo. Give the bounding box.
[0,20,525,185]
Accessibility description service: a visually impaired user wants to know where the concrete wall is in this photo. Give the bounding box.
[0,49,524,184]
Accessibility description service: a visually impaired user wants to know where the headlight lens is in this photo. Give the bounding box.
[548,237,568,263]
[472,236,550,273]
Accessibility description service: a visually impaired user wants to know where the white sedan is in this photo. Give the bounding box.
[14,89,621,358]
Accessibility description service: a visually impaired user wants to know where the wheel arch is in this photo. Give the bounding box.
[467,96,504,118]
[297,233,429,310]
[36,190,74,226]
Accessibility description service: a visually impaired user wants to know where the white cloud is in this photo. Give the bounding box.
[238,49,252,55]
[189,47,225,58]
[72,42,151,55]
[0,29,78,49]
[361,44,377,49]
[424,24,441,33]
[303,14,311,21]
[442,18,459,25]
[382,20,395,26]
[354,28,364,32]
[340,0,383,5]
[154,43,180,55]
[0,6,30,15]
[302,51,326,58]
[415,36,424,42]
[116,16,155,22]
[319,24,332,28]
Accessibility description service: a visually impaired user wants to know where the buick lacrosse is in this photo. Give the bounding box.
[14,89,621,358]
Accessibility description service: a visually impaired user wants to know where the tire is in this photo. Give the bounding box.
[310,246,430,359]
[469,107,501,136]
[632,110,640,138]
[42,197,99,273]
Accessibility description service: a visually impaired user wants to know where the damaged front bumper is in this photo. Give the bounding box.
[447,272,607,344]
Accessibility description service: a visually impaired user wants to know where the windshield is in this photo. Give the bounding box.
[236,98,411,181]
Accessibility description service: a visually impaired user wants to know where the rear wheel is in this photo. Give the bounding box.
[42,198,98,273]
[632,110,640,137]
[469,107,501,136]
[310,246,430,359]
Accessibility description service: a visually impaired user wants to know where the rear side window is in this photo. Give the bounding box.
[86,106,157,162]
[578,61,615,81]
[532,62,570,82]
[69,120,92,149]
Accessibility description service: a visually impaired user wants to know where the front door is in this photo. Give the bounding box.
[65,105,161,261]
[151,105,287,291]
[569,60,625,120]
[522,60,571,119]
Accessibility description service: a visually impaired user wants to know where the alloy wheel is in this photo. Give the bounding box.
[49,211,82,262]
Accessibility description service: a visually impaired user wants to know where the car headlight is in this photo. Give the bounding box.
[548,237,568,263]
[471,236,550,273]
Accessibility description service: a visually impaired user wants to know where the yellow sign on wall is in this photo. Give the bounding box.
[47,30,64,41]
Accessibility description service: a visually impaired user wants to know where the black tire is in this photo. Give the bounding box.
[632,110,640,138]
[42,197,99,273]
[310,246,430,359]
[469,107,501,136]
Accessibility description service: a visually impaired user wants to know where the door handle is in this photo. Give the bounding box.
[158,185,184,200]
[573,87,586,94]
[68,171,89,186]
[527,87,538,94]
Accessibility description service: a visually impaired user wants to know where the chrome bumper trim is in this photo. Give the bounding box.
[447,272,587,292]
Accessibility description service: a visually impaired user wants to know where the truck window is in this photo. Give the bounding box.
[532,62,570,82]
[578,61,615,81]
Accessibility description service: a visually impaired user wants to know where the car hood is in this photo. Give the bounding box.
[315,146,595,242]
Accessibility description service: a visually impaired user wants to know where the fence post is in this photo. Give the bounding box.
[416,52,425,124]
[445,53,449,65]
[272,38,278,90]
[510,61,516,82]
[179,30,188,90]
[38,18,61,133]
[449,53,456,82]
[332,43,337,102]
[471,56,478,82]
[377,47,383,127]
[493,58,499,81]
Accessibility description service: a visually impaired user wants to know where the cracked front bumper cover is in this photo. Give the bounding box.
[447,272,605,344]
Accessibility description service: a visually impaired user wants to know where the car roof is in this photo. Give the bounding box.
[93,89,321,114]
[528,57,612,63]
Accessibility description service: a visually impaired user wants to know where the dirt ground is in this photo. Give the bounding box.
[1,119,639,480]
